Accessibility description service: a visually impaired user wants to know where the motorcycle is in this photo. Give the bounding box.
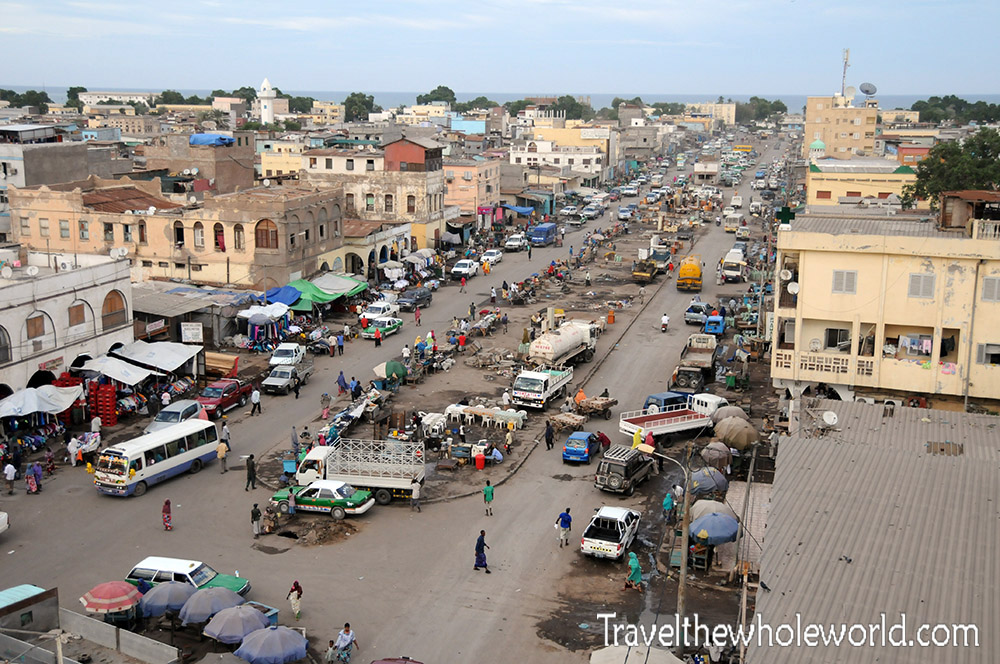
[715,217,721,227]
[661,317,670,333]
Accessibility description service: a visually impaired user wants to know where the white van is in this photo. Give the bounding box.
[721,250,746,283]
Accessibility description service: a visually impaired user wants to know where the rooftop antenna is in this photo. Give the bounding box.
[840,48,850,97]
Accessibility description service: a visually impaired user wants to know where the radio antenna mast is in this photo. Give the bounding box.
[841,48,850,97]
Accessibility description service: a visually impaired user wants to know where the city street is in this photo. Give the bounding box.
[2,139,780,662]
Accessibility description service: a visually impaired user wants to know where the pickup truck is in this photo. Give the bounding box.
[196,378,253,419]
[504,234,529,252]
[672,333,719,392]
[618,393,729,439]
[262,361,314,395]
[511,366,573,409]
[270,343,306,367]
[581,506,641,560]
[358,300,400,324]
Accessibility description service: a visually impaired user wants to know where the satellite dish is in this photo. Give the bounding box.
[1,266,12,279]
[124,209,133,215]
[188,195,198,204]
[200,121,217,131]
[787,282,800,294]
[809,338,822,352]
[182,168,191,176]
[191,167,199,176]
[844,86,857,98]
[821,411,839,428]
[26,265,39,276]
[148,206,156,215]
[779,269,793,281]
[859,82,877,97]
[263,179,271,187]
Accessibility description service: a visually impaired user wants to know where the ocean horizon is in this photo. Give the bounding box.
[5,84,1000,114]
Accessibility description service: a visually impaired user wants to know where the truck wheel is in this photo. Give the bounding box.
[676,375,690,388]
[691,377,704,391]
[331,507,346,520]
[607,473,624,491]
[583,349,595,362]
[132,481,147,497]
[239,395,247,407]
[189,459,202,474]
[277,501,290,514]
[625,483,635,497]
[374,489,393,505]
[603,409,612,420]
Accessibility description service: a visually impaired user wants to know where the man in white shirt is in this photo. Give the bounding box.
[3,462,15,495]
[501,390,512,407]
[661,313,670,329]
[250,388,262,416]
[161,391,171,407]
[402,346,411,361]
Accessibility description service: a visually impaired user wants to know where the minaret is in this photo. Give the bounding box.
[259,78,276,125]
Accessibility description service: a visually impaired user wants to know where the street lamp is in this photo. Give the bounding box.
[637,441,693,656]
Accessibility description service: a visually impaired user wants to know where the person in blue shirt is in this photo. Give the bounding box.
[555,508,572,548]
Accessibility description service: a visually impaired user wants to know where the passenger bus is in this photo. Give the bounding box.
[94,420,218,497]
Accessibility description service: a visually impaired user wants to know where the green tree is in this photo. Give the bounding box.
[283,96,315,114]
[343,92,379,122]
[185,94,208,105]
[232,86,258,103]
[505,99,531,117]
[157,90,185,105]
[651,102,685,116]
[0,89,52,112]
[910,95,1000,124]
[242,121,263,130]
[283,120,302,131]
[902,128,1000,210]
[551,95,594,121]
[416,85,456,105]
[612,96,644,110]
[453,96,499,114]
[66,86,87,110]
[128,101,149,114]
[211,89,228,98]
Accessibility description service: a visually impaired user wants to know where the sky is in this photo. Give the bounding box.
[2,0,999,98]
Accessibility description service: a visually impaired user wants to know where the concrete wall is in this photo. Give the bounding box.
[0,587,60,632]
[59,608,118,649]
[58,609,180,664]
[119,628,179,664]
[144,134,255,193]
[0,633,81,664]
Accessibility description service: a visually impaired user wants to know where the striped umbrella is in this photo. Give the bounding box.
[80,581,143,613]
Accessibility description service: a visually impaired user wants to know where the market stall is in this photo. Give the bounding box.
[237,302,292,352]
[0,384,83,466]
[80,355,167,425]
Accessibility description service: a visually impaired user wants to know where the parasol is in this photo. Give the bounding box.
[716,418,758,450]
[179,587,245,625]
[234,625,308,664]
[138,581,196,617]
[204,605,270,644]
[591,233,605,241]
[379,260,403,269]
[699,441,732,470]
[373,361,408,379]
[689,512,740,546]
[80,581,143,614]
[711,405,749,424]
[689,467,729,495]
[689,499,737,521]
[247,313,272,327]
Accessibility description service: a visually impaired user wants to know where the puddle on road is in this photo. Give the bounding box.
[551,474,574,482]
[253,544,290,555]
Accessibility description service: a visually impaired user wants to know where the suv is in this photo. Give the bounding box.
[396,287,432,311]
[504,234,528,251]
[144,400,206,434]
[684,302,714,325]
[594,445,656,496]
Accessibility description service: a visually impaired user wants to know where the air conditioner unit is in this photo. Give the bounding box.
[59,261,73,271]
[9,168,17,175]
[854,396,875,404]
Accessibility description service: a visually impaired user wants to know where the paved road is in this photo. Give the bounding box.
[1,138,781,662]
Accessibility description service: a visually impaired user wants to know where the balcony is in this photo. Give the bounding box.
[974,219,1000,240]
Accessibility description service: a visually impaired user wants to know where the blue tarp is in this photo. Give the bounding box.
[502,204,534,216]
[262,286,301,306]
[189,134,235,146]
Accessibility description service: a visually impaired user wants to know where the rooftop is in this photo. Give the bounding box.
[302,147,383,157]
[783,215,951,239]
[810,158,914,174]
[941,190,1000,203]
[82,187,182,213]
[749,399,1000,664]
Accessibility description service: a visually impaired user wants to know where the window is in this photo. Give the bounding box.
[69,303,86,327]
[346,159,354,171]
[908,273,935,299]
[366,159,374,171]
[365,194,375,212]
[104,223,114,242]
[234,224,245,250]
[485,184,493,193]
[142,260,152,267]
[583,159,591,165]
[515,157,522,164]
[158,261,168,268]
[325,158,332,169]
[102,290,127,328]
[853,133,860,140]
[816,190,832,200]
[319,224,325,239]
[400,162,408,171]
[407,195,415,213]
[173,221,184,246]
[846,191,861,198]
[832,270,857,294]
[19,217,29,236]
[137,221,146,243]
[255,220,278,249]
[568,159,574,165]
[190,264,202,272]
[309,158,317,168]
[824,328,851,351]
[983,277,1000,302]
[304,229,310,242]
[976,343,1000,365]
[854,117,862,125]
[384,194,394,213]
[59,220,70,238]
[553,158,560,165]
[174,263,184,269]
[27,314,46,339]
[288,232,296,249]
[193,222,205,248]
[122,224,132,242]
[265,170,272,177]
[39,218,49,237]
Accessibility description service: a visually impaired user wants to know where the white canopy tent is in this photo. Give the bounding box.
[237,302,290,320]
[81,356,163,386]
[113,340,201,373]
[0,385,84,418]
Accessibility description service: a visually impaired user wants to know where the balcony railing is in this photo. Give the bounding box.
[773,350,793,371]
[797,352,850,375]
[974,219,1000,240]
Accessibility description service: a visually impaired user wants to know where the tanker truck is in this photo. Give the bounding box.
[528,319,598,366]
[675,255,703,292]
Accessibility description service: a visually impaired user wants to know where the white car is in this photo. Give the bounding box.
[723,206,736,217]
[144,399,207,434]
[0,511,8,536]
[559,205,579,217]
[504,234,528,251]
[358,301,400,324]
[480,249,504,265]
[451,259,479,278]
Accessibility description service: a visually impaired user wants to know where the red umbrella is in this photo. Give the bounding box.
[80,581,143,613]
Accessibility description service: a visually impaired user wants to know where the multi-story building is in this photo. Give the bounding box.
[685,102,737,126]
[8,176,344,290]
[300,138,450,249]
[395,102,450,126]
[143,132,256,194]
[77,91,158,107]
[103,115,161,137]
[308,101,346,125]
[770,195,1000,408]
[260,139,309,180]
[804,157,926,211]
[443,158,502,222]
[0,250,134,391]
[527,126,618,181]
[802,95,879,158]
[509,139,604,186]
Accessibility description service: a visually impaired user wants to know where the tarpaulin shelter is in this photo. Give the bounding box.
[286,279,340,312]
[112,340,202,373]
[81,356,164,386]
[0,385,84,417]
[238,303,290,320]
[502,204,535,216]
[189,134,234,146]
[238,303,291,340]
[262,286,301,306]
[310,273,368,298]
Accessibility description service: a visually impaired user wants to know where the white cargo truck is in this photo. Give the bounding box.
[294,440,424,505]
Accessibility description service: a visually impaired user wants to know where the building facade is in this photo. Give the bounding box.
[77,91,158,107]
[509,139,604,183]
[0,251,134,391]
[803,95,879,158]
[685,102,737,126]
[770,206,1000,407]
[143,133,256,194]
[805,158,925,211]
[443,158,501,216]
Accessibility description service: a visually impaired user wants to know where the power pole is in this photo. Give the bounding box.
[675,442,693,656]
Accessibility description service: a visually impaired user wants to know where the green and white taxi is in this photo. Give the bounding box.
[360,316,404,340]
[270,480,375,520]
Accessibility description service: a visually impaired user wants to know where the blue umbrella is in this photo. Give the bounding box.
[235,625,308,664]
[179,587,245,625]
[204,605,270,644]
[689,467,729,495]
[139,581,197,617]
[690,512,740,546]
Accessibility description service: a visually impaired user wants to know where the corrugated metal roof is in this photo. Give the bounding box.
[941,190,1000,203]
[748,399,1000,663]
[82,187,181,213]
[788,215,953,238]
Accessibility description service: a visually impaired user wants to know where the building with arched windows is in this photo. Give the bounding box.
[0,250,133,391]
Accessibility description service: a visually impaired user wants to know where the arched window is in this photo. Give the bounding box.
[317,208,328,223]
[255,220,278,249]
[24,311,56,354]
[213,223,225,251]
[234,224,246,250]
[102,290,127,328]
[0,326,10,363]
[346,193,355,213]
[527,142,538,153]
[193,222,205,248]
[384,194,394,213]
[407,195,416,214]
[173,220,185,247]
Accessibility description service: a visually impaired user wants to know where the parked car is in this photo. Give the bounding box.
[360,317,404,339]
[126,556,251,595]
[594,445,656,496]
[480,249,504,265]
[562,431,602,464]
[617,207,633,221]
[262,362,314,395]
[580,205,601,220]
[269,342,306,367]
[0,511,8,536]
[505,234,529,251]
[269,480,375,520]
[358,300,400,324]
[196,379,253,419]
[451,259,479,278]
[684,302,715,325]
[144,400,207,434]
[396,287,433,311]
[559,205,579,217]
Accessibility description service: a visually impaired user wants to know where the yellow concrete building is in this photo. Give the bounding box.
[771,199,1000,407]
[685,102,737,126]
[309,101,345,124]
[803,95,879,158]
[805,158,928,210]
[261,141,308,179]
